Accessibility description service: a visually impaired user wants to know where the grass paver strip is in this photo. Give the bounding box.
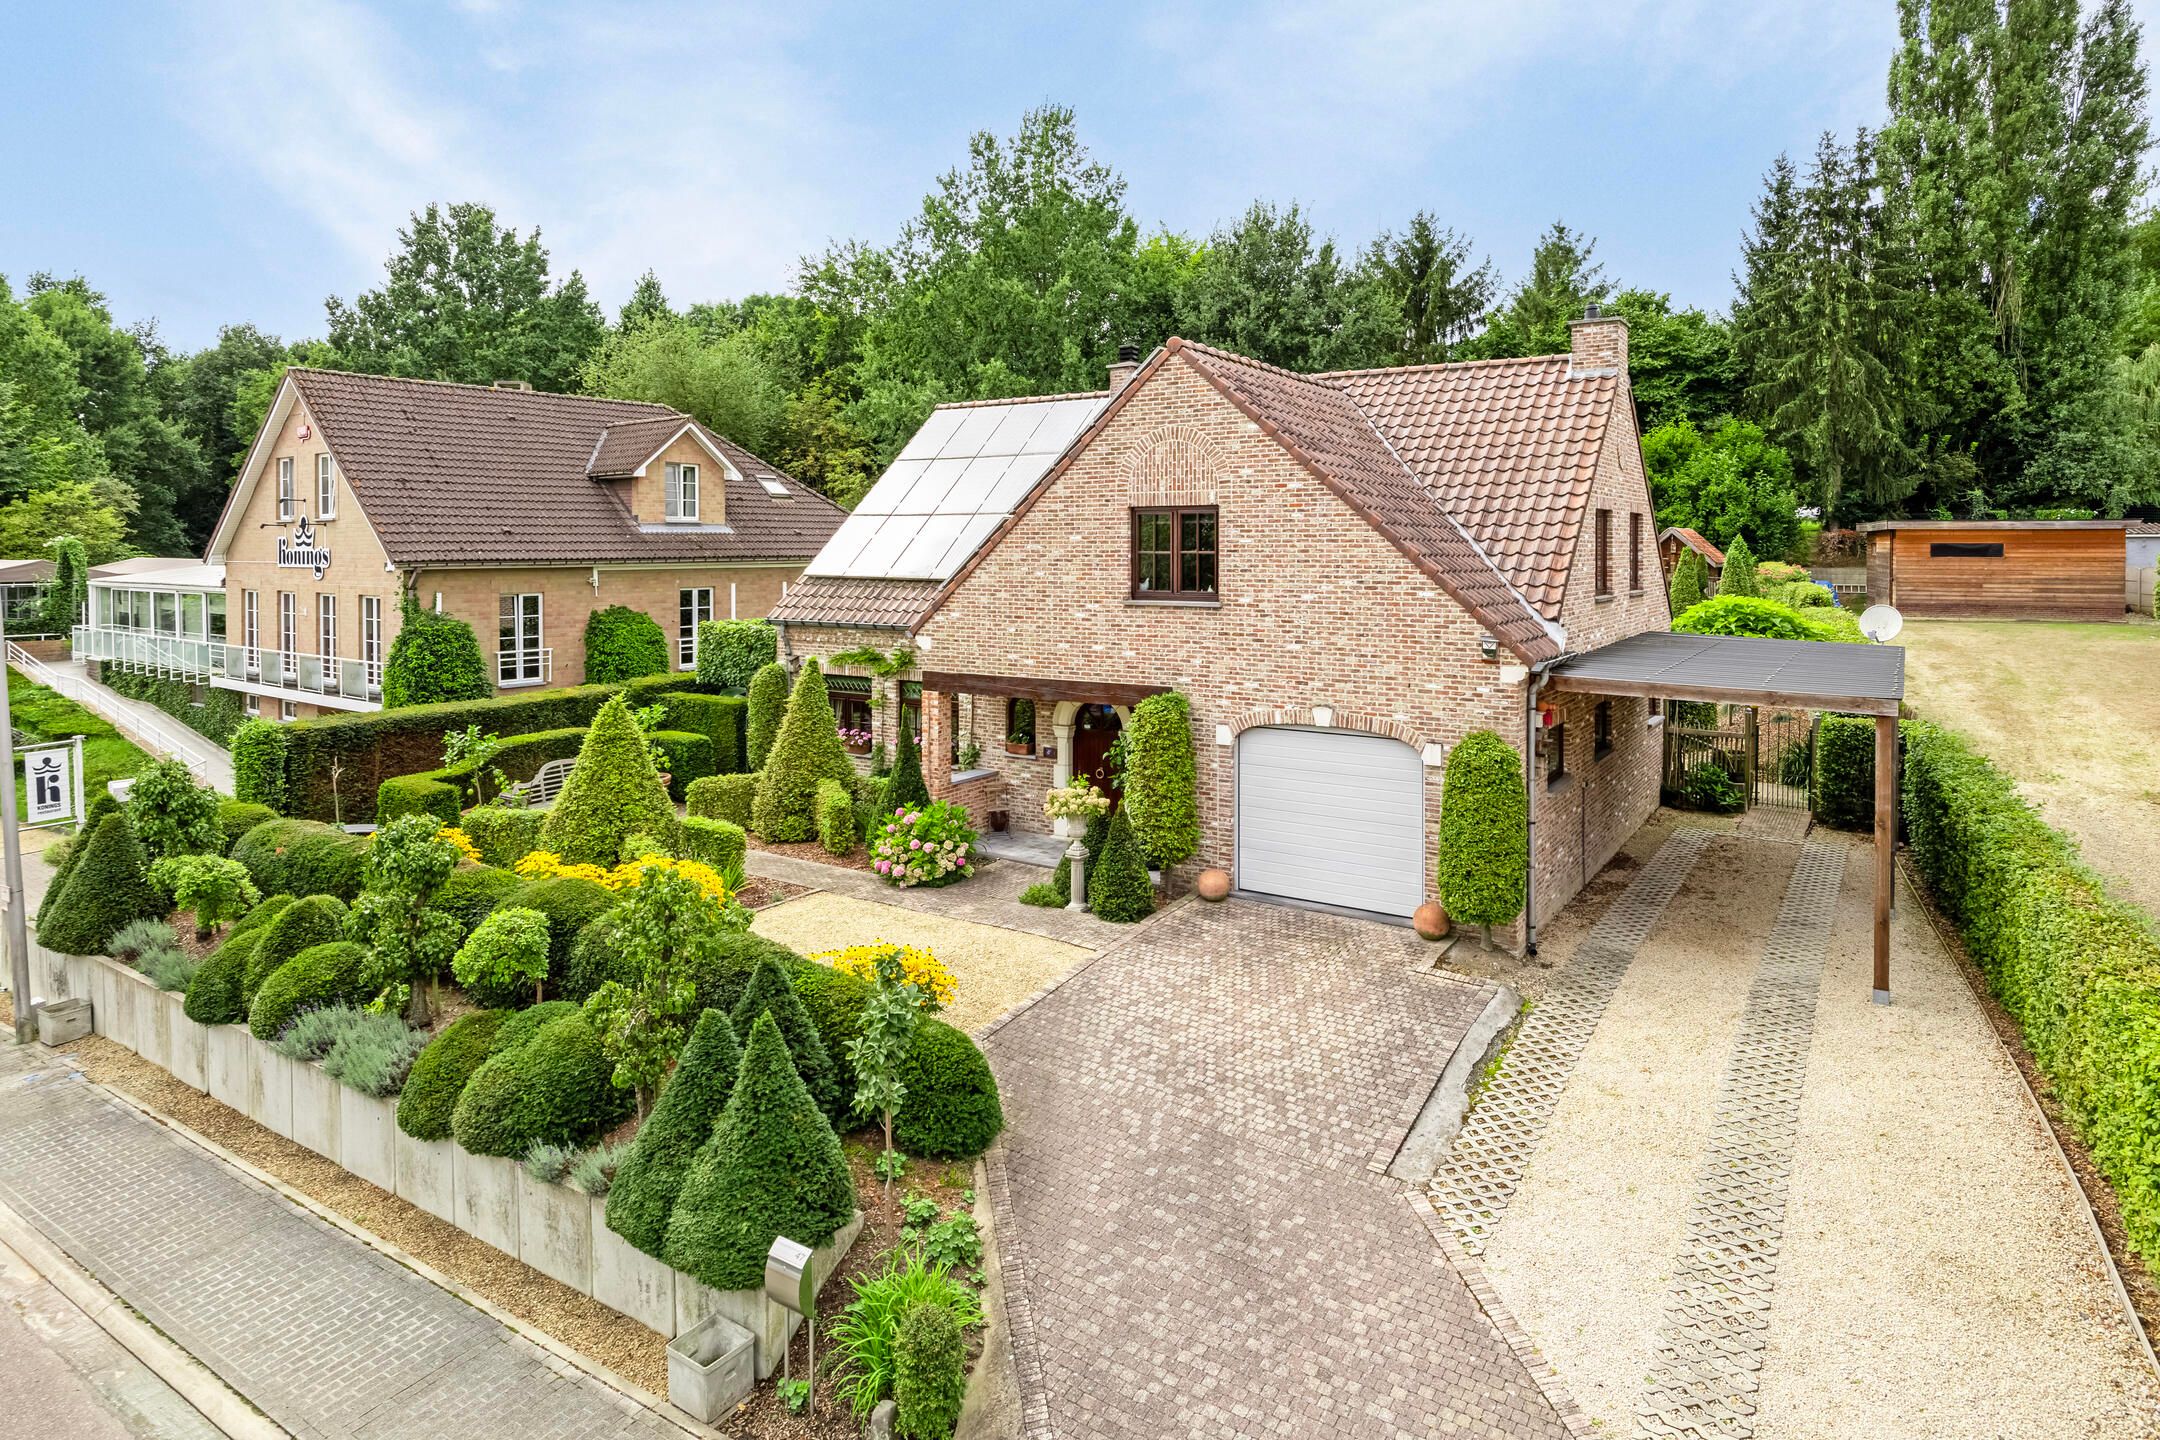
[1429,826,1711,1254]
[1632,839,1842,1440]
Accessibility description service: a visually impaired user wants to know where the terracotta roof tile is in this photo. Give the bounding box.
[769,575,944,630]
[1659,526,1725,565]
[284,369,844,568]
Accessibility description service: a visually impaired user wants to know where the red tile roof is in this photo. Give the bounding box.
[770,575,944,629]
[267,370,843,568]
[1659,526,1725,566]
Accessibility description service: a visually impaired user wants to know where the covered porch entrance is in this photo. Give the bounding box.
[1544,631,1906,1001]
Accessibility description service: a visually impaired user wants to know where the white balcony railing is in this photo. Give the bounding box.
[497,647,551,688]
[72,626,220,680]
[220,643,381,703]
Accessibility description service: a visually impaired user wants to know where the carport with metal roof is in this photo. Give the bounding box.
[1543,632,1905,1000]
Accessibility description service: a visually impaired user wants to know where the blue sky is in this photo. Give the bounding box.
[7,2,2138,352]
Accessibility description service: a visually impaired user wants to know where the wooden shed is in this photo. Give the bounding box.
[1657,526,1724,584]
[1858,520,2130,620]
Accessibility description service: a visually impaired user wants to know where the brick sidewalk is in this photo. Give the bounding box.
[0,1047,681,1440]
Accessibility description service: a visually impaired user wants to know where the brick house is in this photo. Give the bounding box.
[73,369,843,721]
[775,314,1669,944]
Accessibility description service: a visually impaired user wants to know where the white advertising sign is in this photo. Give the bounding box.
[23,742,76,826]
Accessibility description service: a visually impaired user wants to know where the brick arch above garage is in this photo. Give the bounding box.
[1227,705,1429,751]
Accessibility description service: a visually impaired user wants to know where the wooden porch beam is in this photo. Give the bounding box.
[1540,671,1901,717]
[918,670,1167,707]
[1873,713,1896,1004]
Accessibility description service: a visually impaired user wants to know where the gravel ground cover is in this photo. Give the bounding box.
[752,889,1095,1036]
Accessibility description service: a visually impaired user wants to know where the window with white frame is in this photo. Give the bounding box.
[280,699,297,722]
[498,593,544,685]
[277,592,297,680]
[678,587,714,668]
[243,590,260,671]
[278,457,295,520]
[362,596,383,691]
[243,693,260,718]
[318,593,337,664]
[665,462,699,522]
[316,453,336,519]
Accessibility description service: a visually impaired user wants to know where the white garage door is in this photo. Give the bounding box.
[1236,726,1425,917]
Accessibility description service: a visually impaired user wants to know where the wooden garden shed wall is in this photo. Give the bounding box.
[1862,522,2127,621]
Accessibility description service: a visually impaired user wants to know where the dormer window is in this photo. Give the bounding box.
[277,457,295,521]
[666,462,699,522]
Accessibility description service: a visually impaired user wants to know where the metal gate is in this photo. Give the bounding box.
[1663,705,1815,810]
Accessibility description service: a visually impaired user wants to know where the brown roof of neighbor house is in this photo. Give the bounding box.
[585,415,692,479]
[1854,518,2130,532]
[227,370,844,569]
[770,575,944,630]
[1659,526,1725,565]
[1175,341,1561,663]
[2129,519,2160,536]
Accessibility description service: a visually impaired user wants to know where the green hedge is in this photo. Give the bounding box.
[1811,715,1881,830]
[451,1010,632,1156]
[396,1009,507,1141]
[1122,691,1199,870]
[894,1299,967,1440]
[183,928,259,1025]
[377,726,591,826]
[650,729,715,801]
[679,816,747,873]
[658,694,747,776]
[234,674,703,823]
[435,865,526,936]
[232,820,370,901]
[891,1017,1005,1158]
[693,619,775,693]
[686,773,758,828]
[582,605,670,684]
[216,800,277,854]
[505,876,617,998]
[745,663,789,771]
[460,806,547,869]
[816,778,855,855]
[1901,722,2160,1264]
[98,668,245,745]
[250,940,372,1039]
[383,601,492,709]
[1436,730,1527,930]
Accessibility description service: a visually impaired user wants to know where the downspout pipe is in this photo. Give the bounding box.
[1522,661,1556,957]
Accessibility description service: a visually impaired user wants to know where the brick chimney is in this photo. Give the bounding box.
[1567,303,1627,376]
[1107,340,1142,392]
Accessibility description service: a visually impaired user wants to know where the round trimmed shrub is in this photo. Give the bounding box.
[383,597,490,709]
[745,662,789,771]
[505,876,616,998]
[892,1018,1005,1158]
[605,1008,743,1259]
[488,999,579,1056]
[454,906,552,1009]
[1085,808,1155,923]
[38,814,166,957]
[183,929,261,1025]
[1436,730,1527,934]
[537,695,680,866]
[249,940,372,1039]
[663,1013,856,1290]
[396,1008,508,1141]
[1122,691,1199,870]
[228,892,294,939]
[787,959,872,1095]
[730,956,842,1120]
[243,894,348,1007]
[451,1011,632,1157]
[215,800,277,855]
[232,819,369,901]
[582,605,670,684]
[435,865,526,937]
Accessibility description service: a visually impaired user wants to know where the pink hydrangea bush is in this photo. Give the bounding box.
[869,800,979,888]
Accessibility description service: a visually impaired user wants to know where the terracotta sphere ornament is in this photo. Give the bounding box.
[1195,868,1232,902]
[1413,902,1451,941]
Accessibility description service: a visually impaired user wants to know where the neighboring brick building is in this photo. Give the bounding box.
[776,314,1669,945]
[74,370,843,720]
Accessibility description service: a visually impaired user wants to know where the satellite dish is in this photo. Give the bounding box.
[1859,604,1904,643]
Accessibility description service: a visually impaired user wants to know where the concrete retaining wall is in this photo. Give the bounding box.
[26,940,858,1367]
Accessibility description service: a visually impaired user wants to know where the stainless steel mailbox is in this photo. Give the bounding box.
[764,1235,814,1316]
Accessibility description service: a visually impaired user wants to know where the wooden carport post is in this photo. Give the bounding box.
[1873,713,1896,1004]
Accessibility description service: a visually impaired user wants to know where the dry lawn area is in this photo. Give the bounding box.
[751,890,1094,1035]
[1898,617,2160,914]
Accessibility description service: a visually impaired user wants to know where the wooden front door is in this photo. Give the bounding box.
[1072,704,1124,806]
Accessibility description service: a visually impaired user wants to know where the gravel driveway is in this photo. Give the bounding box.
[980,898,1571,1439]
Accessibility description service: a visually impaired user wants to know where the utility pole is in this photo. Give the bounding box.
[0,616,32,1043]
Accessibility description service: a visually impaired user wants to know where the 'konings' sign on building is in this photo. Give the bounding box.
[275,517,331,580]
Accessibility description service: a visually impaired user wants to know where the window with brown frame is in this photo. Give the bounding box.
[1629,513,1643,591]
[1595,508,1613,597]
[1132,506,1218,600]
[1594,701,1613,759]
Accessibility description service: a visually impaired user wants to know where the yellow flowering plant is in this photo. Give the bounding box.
[812,942,956,1011]
[514,850,739,909]
[438,826,482,866]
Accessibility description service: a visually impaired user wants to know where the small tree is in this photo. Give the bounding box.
[1669,546,1709,613]
[1435,730,1527,947]
[453,906,551,1005]
[729,955,843,1119]
[695,619,777,692]
[886,713,931,812]
[845,945,934,1208]
[345,814,464,1025]
[1719,534,1760,598]
[582,604,670,683]
[537,694,680,865]
[148,854,260,940]
[442,724,509,806]
[40,536,87,635]
[383,594,491,708]
[606,1008,742,1258]
[125,759,222,863]
[1121,691,1199,870]
[1086,808,1156,922]
[581,863,730,1114]
[744,661,789,770]
[752,660,855,842]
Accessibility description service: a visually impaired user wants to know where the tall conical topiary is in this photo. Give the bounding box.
[751,661,855,842]
[663,1013,856,1291]
[729,956,841,1120]
[538,694,680,865]
[886,713,930,811]
[1718,534,1759,598]
[38,814,164,956]
[35,791,121,931]
[745,662,789,772]
[1086,807,1156,923]
[606,1008,742,1258]
[1436,730,1527,946]
[1669,547,1708,614]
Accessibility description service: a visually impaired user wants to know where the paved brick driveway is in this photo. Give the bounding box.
[982,898,1570,1439]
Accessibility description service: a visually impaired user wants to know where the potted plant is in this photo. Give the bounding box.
[1042,774,1111,841]
[1006,699,1036,755]
[1004,728,1034,756]
[839,724,873,756]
